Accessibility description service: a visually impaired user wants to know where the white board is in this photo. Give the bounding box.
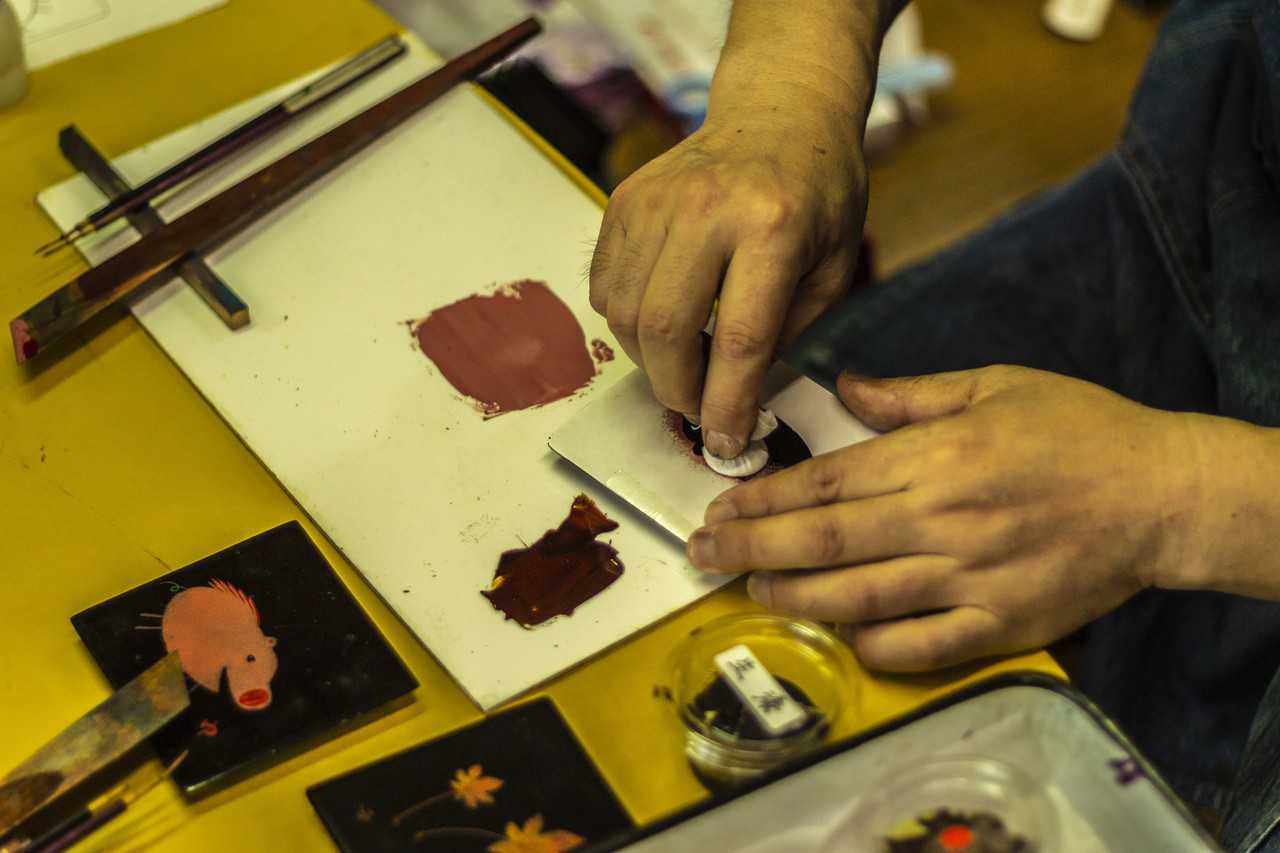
[36,36,729,709]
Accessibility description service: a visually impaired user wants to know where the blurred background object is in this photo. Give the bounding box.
[376,0,1166,275]
[0,0,28,108]
[377,0,948,188]
[1043,0,1117,42]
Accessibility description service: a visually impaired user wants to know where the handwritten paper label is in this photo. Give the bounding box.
[713,644,808,736]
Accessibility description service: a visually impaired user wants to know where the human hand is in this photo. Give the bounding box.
[589,89,867,459]
[685,366,1206,671]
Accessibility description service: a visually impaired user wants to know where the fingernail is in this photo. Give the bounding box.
[705,430,743,458]
[687,527,719,569]
[747,572,772,607]
[684,413,701,427]
[704,497,738,524]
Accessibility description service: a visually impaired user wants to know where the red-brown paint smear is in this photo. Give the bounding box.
[591,338,615,363]
[482,495,624,627]
[411,280,596,418]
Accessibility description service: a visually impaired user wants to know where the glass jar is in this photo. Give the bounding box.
[667,613,859,790]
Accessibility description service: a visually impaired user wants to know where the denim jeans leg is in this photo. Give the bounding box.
[1223,666,1280,852]
[786,155,1214,415]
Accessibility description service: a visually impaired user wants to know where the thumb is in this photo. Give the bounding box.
[836,368,990,431]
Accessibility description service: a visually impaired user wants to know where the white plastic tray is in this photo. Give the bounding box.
[605,673,1219,852]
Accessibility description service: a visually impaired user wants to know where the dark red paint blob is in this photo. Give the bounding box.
[198,719,218,737]
[411,280,596,418]
[591,338,615,363]
[482,495,624,627]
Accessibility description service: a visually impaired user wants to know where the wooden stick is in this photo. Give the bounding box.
[11,17,541,364]
[57,125,251,330]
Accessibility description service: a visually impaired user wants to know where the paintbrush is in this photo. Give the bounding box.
[11,16,542,365]
[18,751,187,853]
[33,35,408,258]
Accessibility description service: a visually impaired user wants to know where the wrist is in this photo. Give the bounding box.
[705,2,882,138]
[1151,413,1280,596]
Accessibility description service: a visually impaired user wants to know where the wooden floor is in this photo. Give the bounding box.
[867,0,1164,274]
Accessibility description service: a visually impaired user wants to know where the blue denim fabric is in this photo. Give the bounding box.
[786,0,1280,845]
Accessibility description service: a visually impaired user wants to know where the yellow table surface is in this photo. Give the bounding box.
[0,1,1062,849]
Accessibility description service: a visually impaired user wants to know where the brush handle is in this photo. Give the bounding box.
[77,35,407,236]
[12,17,541,364]
[32,800,124,853]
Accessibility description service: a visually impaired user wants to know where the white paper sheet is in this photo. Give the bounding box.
[15,0,226,70]
[36,36,730,709]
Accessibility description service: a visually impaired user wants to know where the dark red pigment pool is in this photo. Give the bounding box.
[482,495,624,628]
[410,279,596,417]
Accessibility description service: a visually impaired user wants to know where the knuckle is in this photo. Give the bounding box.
[805,458,845,505]
[745,192,799,235]
[637,307,690,345]
[607,312,637,341]
[982,364,1024,392]
[713,319,771,363]
[811,516,847,564]
[988,363,1022,381]
[681,173,725,213]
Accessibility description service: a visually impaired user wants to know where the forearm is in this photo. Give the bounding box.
[1158,415,1280,599]
[707,1,909,136]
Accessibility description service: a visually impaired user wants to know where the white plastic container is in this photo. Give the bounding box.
[0,0,27,109]
[1043,0,1116,42]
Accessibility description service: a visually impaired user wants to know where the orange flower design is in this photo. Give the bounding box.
[487,815,583,853]
[450,764,504,809]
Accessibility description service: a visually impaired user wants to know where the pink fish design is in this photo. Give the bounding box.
[160,579,278,711]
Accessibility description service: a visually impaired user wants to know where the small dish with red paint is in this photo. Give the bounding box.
[665,613,860,790]
[829,756,1060,852]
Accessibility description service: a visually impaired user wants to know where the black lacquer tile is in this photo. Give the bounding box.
[71,521,417,795]
[308,698,632,852]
